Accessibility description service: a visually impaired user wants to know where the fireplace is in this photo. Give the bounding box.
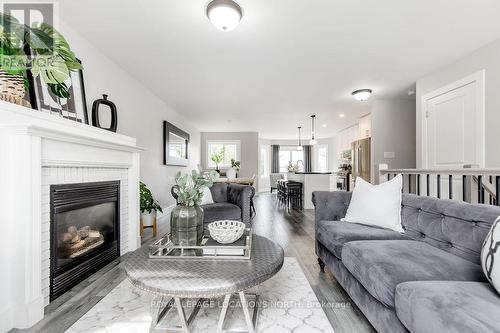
[50,181,120,301]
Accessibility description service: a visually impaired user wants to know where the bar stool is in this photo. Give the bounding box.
[286,181,303,210]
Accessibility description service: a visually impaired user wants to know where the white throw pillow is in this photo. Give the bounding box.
[341,174,404,232]
[481,217,500,294]
[200,186,214,205]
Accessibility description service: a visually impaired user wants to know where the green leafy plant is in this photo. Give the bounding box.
[230,158,241,171]
[0,12,82,98]
[173,170,218,206]
[210,147,225,170]
[140,182,163,214]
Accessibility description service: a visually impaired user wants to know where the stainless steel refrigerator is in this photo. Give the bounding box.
[351,138,371,184]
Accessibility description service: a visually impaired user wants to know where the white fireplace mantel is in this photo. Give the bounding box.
[0,101,143,332]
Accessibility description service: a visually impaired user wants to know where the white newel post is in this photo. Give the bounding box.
[0,101,143,331]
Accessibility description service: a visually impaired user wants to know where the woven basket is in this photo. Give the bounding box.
[0,70,31,107]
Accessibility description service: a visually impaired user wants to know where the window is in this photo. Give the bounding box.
[279,147,304,172]
[207,141,240,169]
[317,144,328,172]
[260,145,268,178]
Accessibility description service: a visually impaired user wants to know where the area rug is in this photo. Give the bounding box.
[67,257,334,332]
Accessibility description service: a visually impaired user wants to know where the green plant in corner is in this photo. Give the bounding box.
[0,12,82,98]
[140,182,163,214]
[210,147,225,171]
[173,170,218,206]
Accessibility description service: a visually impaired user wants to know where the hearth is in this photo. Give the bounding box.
[50,181,120,301]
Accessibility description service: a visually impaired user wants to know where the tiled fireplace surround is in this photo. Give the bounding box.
[0,101,142,332]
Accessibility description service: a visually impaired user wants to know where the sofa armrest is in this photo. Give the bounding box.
[312,191,352,224]
[227,184,254,225]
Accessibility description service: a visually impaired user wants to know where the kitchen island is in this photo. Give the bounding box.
[287,172,332,209]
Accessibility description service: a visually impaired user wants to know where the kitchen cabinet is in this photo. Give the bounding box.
[359,114,371,138]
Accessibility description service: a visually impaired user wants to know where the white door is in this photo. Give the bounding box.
[422,71,485,199]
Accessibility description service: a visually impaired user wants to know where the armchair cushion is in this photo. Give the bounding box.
[202,203,241,224]
[210,183,229,203]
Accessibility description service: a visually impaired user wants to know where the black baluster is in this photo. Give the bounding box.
[437,174,441,199]
[448,175,453,199]
[417,174,421,195]
[409,174,412,194]
[462,175,467,202]
[496,176,500,206]
[346,173,350,192]
[426,174,430,196]
[478,175,483,204]
[490,176,493,205]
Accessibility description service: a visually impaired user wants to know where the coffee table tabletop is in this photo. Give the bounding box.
[124,234,284,298]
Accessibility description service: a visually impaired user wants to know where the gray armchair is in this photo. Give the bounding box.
[171,183,254,228]
[269,173,285,193]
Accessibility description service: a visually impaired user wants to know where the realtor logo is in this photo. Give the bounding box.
[2,1,57,50]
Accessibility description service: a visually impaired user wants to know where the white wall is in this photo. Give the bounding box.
[371,99,416,183]
[61,21,200,212]
[416,38,500,168]
[200,132,259,187]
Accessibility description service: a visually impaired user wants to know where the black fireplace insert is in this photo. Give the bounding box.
[50,181,120,301]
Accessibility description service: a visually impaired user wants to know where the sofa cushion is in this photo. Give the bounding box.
[342,240,487,308]
[395,281,500,333]
[202,202,241,223]
[316,220,410,259]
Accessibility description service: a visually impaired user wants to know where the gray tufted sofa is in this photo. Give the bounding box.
[312,191,500,333]
[172,183,254,228]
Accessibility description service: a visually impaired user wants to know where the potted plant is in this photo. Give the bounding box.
[0,12,82,106]
[210,147,225,174]
[227,158,240,179]
[171,170,217,246]
[140,182,163,228]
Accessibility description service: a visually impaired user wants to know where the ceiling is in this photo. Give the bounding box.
[59,0,500,139]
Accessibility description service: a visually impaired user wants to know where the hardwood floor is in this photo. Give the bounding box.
[14,193,375,333]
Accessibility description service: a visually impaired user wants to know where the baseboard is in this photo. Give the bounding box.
[0,306,13,333]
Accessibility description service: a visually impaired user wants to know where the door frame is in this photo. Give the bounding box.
[421,69,485,168]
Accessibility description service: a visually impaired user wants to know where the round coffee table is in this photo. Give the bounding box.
[124,235,284,333]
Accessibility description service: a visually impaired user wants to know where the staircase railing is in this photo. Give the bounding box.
[378,165,500,205]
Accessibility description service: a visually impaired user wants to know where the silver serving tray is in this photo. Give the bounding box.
[149,228,252,260]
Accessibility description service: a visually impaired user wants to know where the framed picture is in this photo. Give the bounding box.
[28,59,89,124]
[163,121,190,167]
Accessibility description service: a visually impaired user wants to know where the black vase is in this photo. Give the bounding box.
[92,94,117,132]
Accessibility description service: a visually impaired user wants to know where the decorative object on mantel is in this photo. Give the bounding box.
[227,158,240,179]
[139,182,163,237]
[171,170,217,246]
[0,12,87,122]
[91,94,117,132]
[163,120,190,166]
[0,70,31,107]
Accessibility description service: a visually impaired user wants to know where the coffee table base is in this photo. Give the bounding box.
[150,293,259,333]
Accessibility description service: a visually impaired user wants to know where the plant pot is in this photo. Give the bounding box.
[141,210,157,227]
[170,205,204,246]
[0,70,31,108]
[226,168,237,179]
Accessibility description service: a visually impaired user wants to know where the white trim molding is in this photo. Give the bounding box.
[421,69,485,168]
[0,101,143,331]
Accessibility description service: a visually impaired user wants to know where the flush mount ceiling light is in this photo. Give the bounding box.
[339,113,345,118]
[352,89,373,101]
[309,115,317,145]
[207,0,242,32]
[297,126,303,151]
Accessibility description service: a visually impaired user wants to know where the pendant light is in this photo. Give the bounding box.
[309,115,317,145]
[297,126,303,151]
[206,0,243,32]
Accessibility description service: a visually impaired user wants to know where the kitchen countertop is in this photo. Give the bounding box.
[293,172,332,174]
